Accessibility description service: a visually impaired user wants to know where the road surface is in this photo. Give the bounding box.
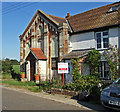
[2,87,85,110]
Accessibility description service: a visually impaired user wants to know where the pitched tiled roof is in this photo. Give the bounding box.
[30,48,47,60]
[63,50,89,59]
[47,14,66,24]
[68,2,120,33]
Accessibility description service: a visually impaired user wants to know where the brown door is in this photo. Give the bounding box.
[30,60,35,81]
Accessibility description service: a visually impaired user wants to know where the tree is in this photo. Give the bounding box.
[104,45,120,80]
[10,59,19,65]
[85,50,101,75]
[71,57,81,81]
[2,58,12,73]
[70,51,101,95]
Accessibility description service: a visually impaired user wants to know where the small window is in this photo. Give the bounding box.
[108,5,119,13]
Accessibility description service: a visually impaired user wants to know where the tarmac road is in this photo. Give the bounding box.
[2,87,85,110]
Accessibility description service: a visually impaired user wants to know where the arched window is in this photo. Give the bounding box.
[52,37,58,57]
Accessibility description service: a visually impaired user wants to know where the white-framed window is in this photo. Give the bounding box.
[95,31,109,49]
[99,62,109,79]
[69,37,72,47]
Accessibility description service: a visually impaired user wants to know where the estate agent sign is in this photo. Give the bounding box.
[58,63,68,74]
[58,63,68,86]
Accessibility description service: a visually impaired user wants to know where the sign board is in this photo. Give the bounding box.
[58,63,68,74]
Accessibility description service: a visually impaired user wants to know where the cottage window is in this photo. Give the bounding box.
[99,62,109,79]
[96,31,109,49]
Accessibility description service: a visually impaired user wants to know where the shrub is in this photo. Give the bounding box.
[2,73,12,79]
[52,79,63,89]
[20,72,25,74]
[63,74,101,96]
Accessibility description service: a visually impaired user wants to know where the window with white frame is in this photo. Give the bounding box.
[96,31,109,49]
[99,62,109,79]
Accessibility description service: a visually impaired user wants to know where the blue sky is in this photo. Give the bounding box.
[2,2,112,61]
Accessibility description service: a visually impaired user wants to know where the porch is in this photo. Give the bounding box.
[24,48,47,81]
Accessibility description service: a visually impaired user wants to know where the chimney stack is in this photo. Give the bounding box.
[65,13,71,19]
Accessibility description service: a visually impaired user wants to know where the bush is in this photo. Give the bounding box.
[2,73,12,79]
[52,80,63,89]
[64,74,101,95]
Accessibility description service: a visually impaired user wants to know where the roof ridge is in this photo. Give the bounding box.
[69,2,120,18]
[47,14,65,20]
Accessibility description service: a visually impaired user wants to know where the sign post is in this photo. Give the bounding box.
[63,73,65,86]
[58,63,68,86]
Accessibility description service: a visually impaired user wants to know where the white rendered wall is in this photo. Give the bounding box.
[70,27,119,50]
[26,60,30,81]
[71,32,95,50]
[38,60,46,81]
[109,27,119,48]
[118,27,120,48]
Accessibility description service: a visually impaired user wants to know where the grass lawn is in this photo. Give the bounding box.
[2,79,42,92]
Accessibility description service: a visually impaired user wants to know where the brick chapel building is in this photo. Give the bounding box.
[19,10,72,81]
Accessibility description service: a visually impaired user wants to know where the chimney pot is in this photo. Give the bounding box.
[67,13,70,16]
[65,13,71,18]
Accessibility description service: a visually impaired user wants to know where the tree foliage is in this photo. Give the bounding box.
[2,58,20,73]
[104,45,120,80]
[70,51,101,94]
[71,57,81,81]
[85,50,101,75]
[2,58,12,73]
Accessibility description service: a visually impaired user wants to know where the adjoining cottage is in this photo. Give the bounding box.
[19,2,120,82]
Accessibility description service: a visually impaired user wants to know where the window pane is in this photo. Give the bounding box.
[96,33,101,49]
[97,33,101,37]
[99,63,103,78]
[97,44,101,49]
[97,39,101,43]
[103,31,108,36]
[103,38,108,42]
[104,62,109,78]
[103,43,108,48]
[104,71,109,78]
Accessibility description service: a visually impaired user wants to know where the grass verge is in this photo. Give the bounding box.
[2,79,42,92]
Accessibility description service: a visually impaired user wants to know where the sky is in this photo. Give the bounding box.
[2,1,114,61]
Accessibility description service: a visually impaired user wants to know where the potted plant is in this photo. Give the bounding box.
[34,74,40,80]
[20,72,25,79]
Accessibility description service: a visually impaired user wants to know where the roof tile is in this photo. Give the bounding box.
[47,14,66,24]
[63,50,89,59]
[30,48,47,60]
[68,2,120,33]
